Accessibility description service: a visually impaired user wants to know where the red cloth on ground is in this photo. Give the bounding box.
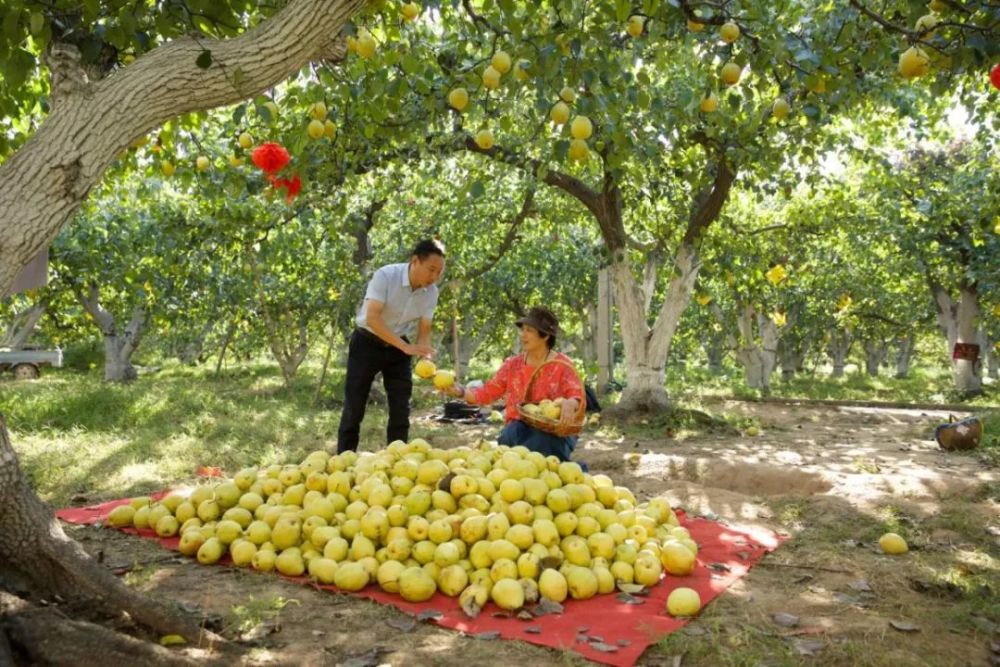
[57,496,782,667]
[470,352,584,423]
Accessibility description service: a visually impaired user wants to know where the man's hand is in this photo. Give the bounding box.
[403,343,436,358]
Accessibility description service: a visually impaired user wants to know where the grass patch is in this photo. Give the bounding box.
[0,360,442,505]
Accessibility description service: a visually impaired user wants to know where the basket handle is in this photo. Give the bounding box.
[524,358,586,422]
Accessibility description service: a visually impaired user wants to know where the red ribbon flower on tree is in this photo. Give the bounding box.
[250,142,290,176]
[249,141,302,203]
[273,175,302,203]
[991,63,1000,91]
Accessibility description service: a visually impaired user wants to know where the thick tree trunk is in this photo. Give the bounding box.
[778,338,807,380]
[894,333,915,379]
[862,338,887,377]
[0,0,364,297]
[730,305,779,393]
[0,416,223,660]
[704,332,726,375]
[612,242,700,414]
[931,282,982,394]
[827,329,853,378]
[1,302,46,350]
[75,285,146,382]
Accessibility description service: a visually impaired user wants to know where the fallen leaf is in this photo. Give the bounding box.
[531,598,564,617]
[772,612,800,628]
[707,562,731,572]
[791,638,825,656]
[616,582,649,595]
[524,626,542,634]
[517,610,534,621]
[617,639,631,647]
[416,610,442,622]
[779,627,826,637]
[590,642,619,653]
[617,592,645,605]
[889,620,920,633]
[472,631,500,640]
[385,616,416,632]
[577,626,589,633]
[589,635,605,643]
[736,551,750,560]
[340,647,392,667]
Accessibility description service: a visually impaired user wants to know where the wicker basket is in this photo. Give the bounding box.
[516,359,585,437]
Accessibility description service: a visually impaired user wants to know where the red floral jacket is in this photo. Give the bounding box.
[469,352,584,423]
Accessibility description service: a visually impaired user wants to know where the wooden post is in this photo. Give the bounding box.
[596,267,613,393]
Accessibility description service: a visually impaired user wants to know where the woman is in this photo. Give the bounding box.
[443,307,584,462]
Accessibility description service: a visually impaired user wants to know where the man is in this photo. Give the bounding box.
[336,239,444,453]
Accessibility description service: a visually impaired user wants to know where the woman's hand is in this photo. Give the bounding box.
[444,383,465,399]
[559,398,579,425]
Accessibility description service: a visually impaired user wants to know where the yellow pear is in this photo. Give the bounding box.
[879,532,908,555]
[720,62,742,86]
[482,66,501,90]
[538,568,568,602]
[447,88,468,112]
[559,86,576,103]
[699,93,718,113]
[568,139,589,162]
[238,132,253,149]
[107,505,135,528]
[570,115,593,140]
[491,50,512,74]
[400,2,421,21]
[491,577,524,610]
[399,567,437,601]
[667,587,701,616]
[899,46,930,79]
[772,97,791,120]
[356,30,376,59]
[307,119,325,140]
[720,21,740,43]
[549,101,571,125]
[627,15,644,38]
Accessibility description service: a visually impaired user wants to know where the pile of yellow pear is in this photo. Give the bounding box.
[107,439,701,617]
[521,399,566,421]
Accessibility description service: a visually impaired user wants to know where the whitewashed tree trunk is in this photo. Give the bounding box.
[75,286,146,382]
[1,303,46,350]
[0,0,364,297]
[931,282,982,394]
[894,333,915,379]
[612,242,700,412]
[862,338,888,377]
[729,305,779,393]
[827,329,853,378]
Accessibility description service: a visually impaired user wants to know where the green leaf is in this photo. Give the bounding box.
[469,180,485,198]
[196,50,213,69]
[615,0,631,23]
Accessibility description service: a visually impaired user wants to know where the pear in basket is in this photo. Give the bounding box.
[541,401,562,420]
[522,403,541,416]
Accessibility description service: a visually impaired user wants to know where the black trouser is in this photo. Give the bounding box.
[336,329,412,453]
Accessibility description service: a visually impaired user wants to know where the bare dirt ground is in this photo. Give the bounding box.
[65,400,999,666]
